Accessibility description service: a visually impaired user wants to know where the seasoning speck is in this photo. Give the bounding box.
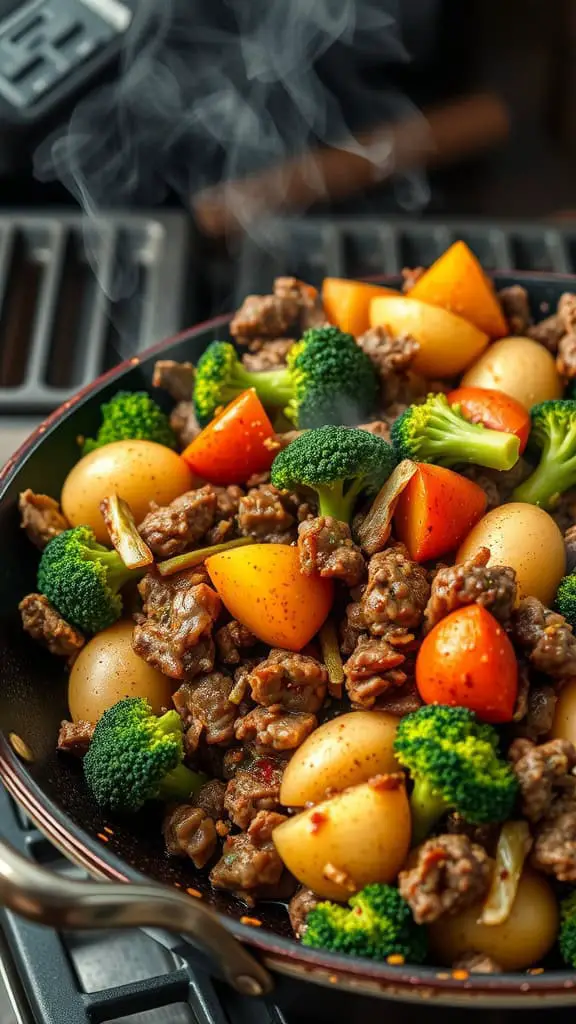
[186,887,202,898]
[97,833,109,843]
[240,916,262,927]
[387,954,405,966]
[451,970,469,981]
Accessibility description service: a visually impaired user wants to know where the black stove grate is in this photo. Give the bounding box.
[232,216,576,303]
[0,210,192,414]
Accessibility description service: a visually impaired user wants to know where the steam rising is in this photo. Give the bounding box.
[35,0,429,303]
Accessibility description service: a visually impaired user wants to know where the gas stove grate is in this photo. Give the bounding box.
[232,216,576,302]
[0,211,191,415]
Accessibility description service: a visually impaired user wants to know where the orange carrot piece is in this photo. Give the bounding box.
[322,278,398,337]
[393,463,487,563]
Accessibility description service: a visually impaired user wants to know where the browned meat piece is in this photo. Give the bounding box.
[237,485,296,544]
[242,339,294,371]
[298,516,365,588]
[373,677,423,717]
[531,795,576,881]
[248,649,327,713]
[138,486,217,559]
[357,420,391,442]
[264,429,304,454]
[133,571,220,679]
[152,360,194,402]
[235,705,316,752]
[340,600,368,655]
[213,485,244,520]
[210,810,287,893]
[558,333,576,378]
[19,489,69,550]
[273,276,326,330]
[215,620,257,665]
[173,673,238,753]
[498,285,532,336]
[57,719,94,757]
[528,315,564,353]
[357,326,419,378]
[561,292,576,331]
[512,597,576,680]
[19,594,84,660]
[224,762,285,829]
[163,804,217,869]
[565,523,576,574]
[288,887,319,938]
[509,737,576,822]
[230,292,300,343]
[361,546,429,639]
[444,814,499,853]
[344,636,407,708]
[401,266,425,292]
[522,684,558,741]
[398,834,491,925]
[194,779,227,820]
[424,548,516,632]
[452,952,502,974]
[170,401,201,448]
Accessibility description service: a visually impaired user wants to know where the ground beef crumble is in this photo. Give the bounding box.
[210,810,287,895]
[153,360,195,402]
[173,673,238,753]
[19,593,85,661]
[398,834,491,924]
[224,764,285,829]
[138,486,217,558]
[361,545,429,639]
[512,597,576,679]
[498,285,532,336]
[133,571,220,679]
[237,485,297,544]
[509,737,576,822]
[215,620,257,665]
[288,887,319,938]
[18,489,69,550]
[242,339,294,371]
[344,636,407,708]
[424,548,516,632]
[234,704,317,752]
[531,794,576,882]
[248,649,327,713]
[298,516,365,587]
[163,804,217,869]
[57,719,94,757]
[194,779,227,820]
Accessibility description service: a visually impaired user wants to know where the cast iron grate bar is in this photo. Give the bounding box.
[0,211,191,415]
[233,216,576,303]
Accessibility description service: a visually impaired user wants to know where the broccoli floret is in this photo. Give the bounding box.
[270,425,396,522]
[556,575,576,629]
[391,393,520,471]
[394,705,518,844]
[513,400,576,509]
[560,891,576,967]
[84,697,202,813]
[303,884,427,963]
[82,391,176,454]
[193,326,378,428]
[37,525,141,634]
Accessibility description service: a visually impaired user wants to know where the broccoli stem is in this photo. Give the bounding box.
[82,546,140,594]
[230,364,294,409]
[315,478,364,523]
[513,453,576,509]
[159,762,205,802]
[428,404,520,470]
[409,778,449,845]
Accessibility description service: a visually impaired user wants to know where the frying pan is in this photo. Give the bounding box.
[1,272,576,1011]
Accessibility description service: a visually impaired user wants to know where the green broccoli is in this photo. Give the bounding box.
[559,891,576,967]
[391,393,520,471]
[193,326,378,428]
[303,884,426,963]
[513,400,576,509]
[37,525,141,634]
[394,705,518,844]
[270,425,396,522]
[556,574,576,629]
[84,697,202,813]
[82,391,176,454]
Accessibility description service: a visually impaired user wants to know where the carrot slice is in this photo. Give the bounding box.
[393,463,487,562]
[322,278,398,337]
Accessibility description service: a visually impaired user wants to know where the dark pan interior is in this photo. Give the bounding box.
[0,272,575,975]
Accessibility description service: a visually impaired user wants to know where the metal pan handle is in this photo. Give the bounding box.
[0,836,272,996]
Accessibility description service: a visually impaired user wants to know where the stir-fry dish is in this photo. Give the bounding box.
[18,242,576,974]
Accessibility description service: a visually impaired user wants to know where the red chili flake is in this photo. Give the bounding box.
[240,916,262,927]
[309,811,327,835]
[187,887,202,898]
[500,869,509,880]
[255,757,276,784]
[368,773,403,792]
[97,833,109,843]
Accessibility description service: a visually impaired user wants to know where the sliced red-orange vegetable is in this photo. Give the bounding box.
[447,386,530,455]
[322,278,398,336]
[181,389,275,485]
[393,463,487,563]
